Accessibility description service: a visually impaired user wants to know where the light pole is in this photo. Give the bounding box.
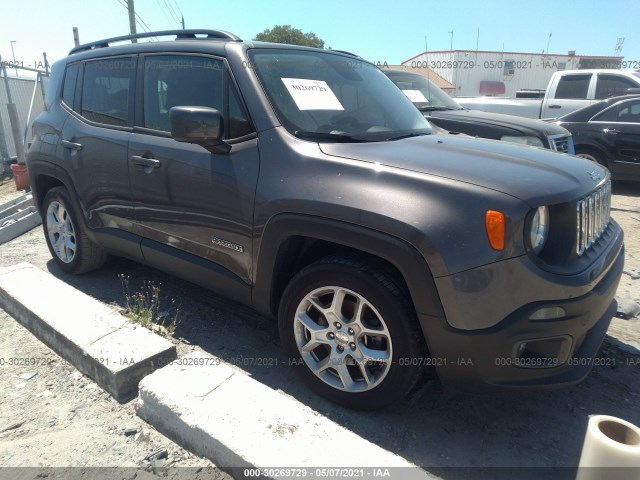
[10,41,17,76]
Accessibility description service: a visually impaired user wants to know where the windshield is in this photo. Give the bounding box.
[385,72,463,111]
[248,49,432,141]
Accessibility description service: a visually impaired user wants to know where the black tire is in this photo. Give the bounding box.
[575,148,607,168]
[278,255,426,410]
[42,186,107,274]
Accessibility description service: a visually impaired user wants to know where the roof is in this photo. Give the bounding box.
[383,65,454,91]
[403,50,624,65]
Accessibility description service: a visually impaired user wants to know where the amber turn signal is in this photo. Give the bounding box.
[485,210,505,250]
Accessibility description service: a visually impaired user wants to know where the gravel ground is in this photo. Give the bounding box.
[0,174,639,479]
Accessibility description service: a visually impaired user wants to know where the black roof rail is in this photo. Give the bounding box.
[69,29,242,54]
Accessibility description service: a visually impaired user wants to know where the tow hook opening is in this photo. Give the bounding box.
[513,335,573,368]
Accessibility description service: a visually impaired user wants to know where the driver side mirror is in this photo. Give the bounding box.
[169,106,230,153]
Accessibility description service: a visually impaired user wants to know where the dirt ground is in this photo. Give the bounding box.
[0,173,639,479]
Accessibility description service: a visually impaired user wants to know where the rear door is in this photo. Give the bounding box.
[604,99,640,176]
[60,57,136,235]
[542,72,593,118]
[128,54,259,289]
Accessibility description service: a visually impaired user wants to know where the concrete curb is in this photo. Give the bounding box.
[0,263,177,400]
[0,193,41,245]
[136,351,436,479]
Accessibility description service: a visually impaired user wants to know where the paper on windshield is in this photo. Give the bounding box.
[281,78,344,111]
[402,89,429,103]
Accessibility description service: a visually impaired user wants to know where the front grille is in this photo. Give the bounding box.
[576,181,611,256]
[548,134,573,154]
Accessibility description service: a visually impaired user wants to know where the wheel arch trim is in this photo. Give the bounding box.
[253,213,447,326]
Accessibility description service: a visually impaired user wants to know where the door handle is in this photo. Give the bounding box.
[604,128,620,134]
[130,155,161,168]
[61,140,83,151]
[548,105,562,109]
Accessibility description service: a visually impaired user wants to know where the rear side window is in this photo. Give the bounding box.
[81,58,133,127]
[142,55,252,139]
[592,105,618,122]
[595,74,638,99]
[554,74,591,99]
[62,63,80,111]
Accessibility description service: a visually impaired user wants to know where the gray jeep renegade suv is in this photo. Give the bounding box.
[27,30,624,409]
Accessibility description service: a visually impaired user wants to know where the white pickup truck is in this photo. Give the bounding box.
[456,69,640,119]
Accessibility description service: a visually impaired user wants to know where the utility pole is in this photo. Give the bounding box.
[128,0,138,42]
[72,27,80,47]
[181,16,185,30]
[10,41,18,76]
[0,56,9,161]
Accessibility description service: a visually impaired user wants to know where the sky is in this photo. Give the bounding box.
[1,0,639,76]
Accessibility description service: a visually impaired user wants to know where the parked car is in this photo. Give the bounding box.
[456,69,640,119]
[554,95,640,181]
[27,30,623,409]
[384,69,574,153]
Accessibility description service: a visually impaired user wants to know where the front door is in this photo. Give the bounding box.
[128,54,259,287]
[61,57,135,233]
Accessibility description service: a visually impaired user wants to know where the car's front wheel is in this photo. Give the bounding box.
[42,186,107,274]
[278,255,426,409]
[576,148,607,168]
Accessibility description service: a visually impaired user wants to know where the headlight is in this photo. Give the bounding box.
[501,135,545,148]
[530,206,549,255]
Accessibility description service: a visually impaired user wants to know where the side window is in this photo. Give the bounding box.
[143,56,224,132]
[593,106,618,122]
[616,101,640,123]
[81,58,133,127]
[142,55,252,139]
[595,75,638,100]
[62,63,80,111]
[554,74,591,99]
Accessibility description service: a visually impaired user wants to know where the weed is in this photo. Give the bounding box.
[118,274,180,338]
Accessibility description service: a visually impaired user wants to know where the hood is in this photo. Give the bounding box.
[319,134,606,205]
[429,109,570,137]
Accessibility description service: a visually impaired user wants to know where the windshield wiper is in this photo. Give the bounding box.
[385,131,431,141]
[294,131,372,142]
[418,106,459,112]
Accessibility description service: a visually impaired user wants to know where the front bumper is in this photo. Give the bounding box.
[419,223,624,392]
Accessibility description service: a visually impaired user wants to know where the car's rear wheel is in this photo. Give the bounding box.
[278,255,426,409]
[42,187,107,274]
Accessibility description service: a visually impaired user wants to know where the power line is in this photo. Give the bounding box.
[171,0,183,17]
[162,0,181,25]
[155,0,175,26]
[114,0,157,40]
[171,0,184,28]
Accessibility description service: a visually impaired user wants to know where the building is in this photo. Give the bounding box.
[402,50,623,97]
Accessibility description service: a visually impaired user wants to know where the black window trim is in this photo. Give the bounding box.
[134,52,256,141]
